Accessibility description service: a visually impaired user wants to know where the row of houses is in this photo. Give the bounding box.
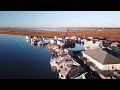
[26,36,49,46]
[50,54,84,79]
[26,36,87,79]
[50,36,120,79]
[47,43,87,79]
[26,35,120,79]
[79,38,120,79]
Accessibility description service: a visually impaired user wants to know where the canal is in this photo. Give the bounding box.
[0,34,58,79]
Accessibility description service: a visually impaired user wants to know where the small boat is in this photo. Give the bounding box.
[75,72,88,79]
[70,72,88,79]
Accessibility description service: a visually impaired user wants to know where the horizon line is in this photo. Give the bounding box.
[1,26,120,28]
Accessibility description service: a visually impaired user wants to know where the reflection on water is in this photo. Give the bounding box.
[0,34,58,79]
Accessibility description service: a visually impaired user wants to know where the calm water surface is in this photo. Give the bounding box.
[0,34,58,79]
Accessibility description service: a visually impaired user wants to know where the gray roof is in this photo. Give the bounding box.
[59,65,79,75]
[83,48,120,64]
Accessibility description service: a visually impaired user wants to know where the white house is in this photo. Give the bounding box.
[26,36,30,42]
[88,37,93,40]
[49,39,55,44]
[84,40,102,50]
[82,48,120,71]
[56,40,64,46]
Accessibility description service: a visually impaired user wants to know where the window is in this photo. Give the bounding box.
[60,66,63,68]
[112,65,114,69]
[61,75,63,78]
[65,68,67,71]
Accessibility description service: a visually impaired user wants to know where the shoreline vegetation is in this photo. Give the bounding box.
[0,28,120,42]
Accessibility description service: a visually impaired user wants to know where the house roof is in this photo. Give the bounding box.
[82,48,120,65]
[59,65,79,75]
[57,59,64,65]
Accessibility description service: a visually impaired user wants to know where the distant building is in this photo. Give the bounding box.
[49,38,55,44]
[88,37,93,40]
[84,40,102,50]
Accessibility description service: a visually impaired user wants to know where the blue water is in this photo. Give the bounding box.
[10,27,68,31]
[0,34,58,79]
[7,27,86,30]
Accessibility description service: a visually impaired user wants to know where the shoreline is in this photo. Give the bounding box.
[0,28,120,42]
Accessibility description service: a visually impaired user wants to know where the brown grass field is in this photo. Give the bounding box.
[0,28,120,42]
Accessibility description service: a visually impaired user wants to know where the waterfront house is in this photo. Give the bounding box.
[52,54,83,79]
[82,48,120,71]
[56,39,64,47]
[49,38,55,44]
[50,56,61,67]
[84,40,102,50]
[59,63,83,79]
[26,36,31,42]
[108,42,120,54]
[75,37,81,44]
[50,53,83,79]
[71,36,77,40]
[111,42,119,47]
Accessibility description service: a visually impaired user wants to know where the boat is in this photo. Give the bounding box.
[74,72,88,79]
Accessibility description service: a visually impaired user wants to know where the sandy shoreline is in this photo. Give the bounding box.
[0,28,120,42]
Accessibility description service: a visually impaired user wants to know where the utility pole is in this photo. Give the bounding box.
[65,28,69,37]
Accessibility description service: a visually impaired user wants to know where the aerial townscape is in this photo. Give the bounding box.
[26,33,120,79]
[0,11,120,79]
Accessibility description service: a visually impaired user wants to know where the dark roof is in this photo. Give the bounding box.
[102,48,120,58]
[83,48,120,65]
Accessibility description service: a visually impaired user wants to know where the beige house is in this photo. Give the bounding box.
[111,42,119,47]
[82,48,120,71]
[56,55,73,71]
[59,64,82,79]
[84,41,101,50]
[50,54,83,79]
[57,56,83,79]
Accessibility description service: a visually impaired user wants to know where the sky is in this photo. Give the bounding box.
[0,11,120,28]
